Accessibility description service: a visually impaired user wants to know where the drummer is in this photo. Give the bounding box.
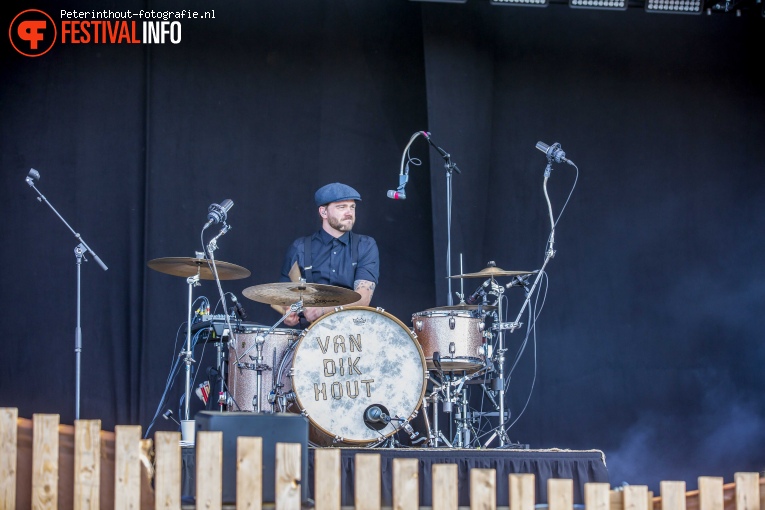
[277,182,379,328]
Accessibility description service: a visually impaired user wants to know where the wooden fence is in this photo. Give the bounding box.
[1,408,762,510]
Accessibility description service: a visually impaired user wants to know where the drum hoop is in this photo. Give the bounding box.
[290,305,428,444]
[412,309,476,319]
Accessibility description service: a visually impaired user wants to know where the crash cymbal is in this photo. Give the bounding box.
[147,257,251,280]
[242,282,361,307]
[425,304,497,312]
[449,261,534,279]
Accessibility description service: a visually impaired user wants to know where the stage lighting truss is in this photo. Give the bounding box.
[569,0,628,11]
[490,0,549,7]
[645,0,703,13]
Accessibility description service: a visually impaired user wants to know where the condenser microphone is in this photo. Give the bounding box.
[204,199,234,229]
[230,293,247,320]
[535,141,571,165]
[465,279,491,305]
[387,164,409,200]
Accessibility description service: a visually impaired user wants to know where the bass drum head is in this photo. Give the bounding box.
[288,306,427,446]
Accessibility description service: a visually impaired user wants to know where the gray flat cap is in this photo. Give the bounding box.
[314,182,362,207]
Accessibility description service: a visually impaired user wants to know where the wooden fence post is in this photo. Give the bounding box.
[236,436,262,510]
[549,478,573,510]
[275,442,301,510]
[196,430,223,510]
[355,453,381,510]
[154,431,181,510]
[584,482,610,510]
[697,476,724,510]
[660,481,686,510]
[114,425,142,510]
[470,468,496,510]
[734,473,760,510]
[314,448,341,510]
[393,458,418,510]
[32,414,60,510]
[433,464,458,510]
[624,485,649,510]
[0,408,18,510]
[74,419,101,510]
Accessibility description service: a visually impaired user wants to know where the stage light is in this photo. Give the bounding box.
[490,0,549,7]
[569,0,628,10]
[645,0,703,13]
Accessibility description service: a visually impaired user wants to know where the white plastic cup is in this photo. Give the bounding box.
[181,419,196,444]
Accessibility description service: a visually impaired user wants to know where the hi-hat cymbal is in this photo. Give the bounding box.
[242,282,361,307]
[425,303,497,312]
[449,261,534,279]
[147,257,251,280]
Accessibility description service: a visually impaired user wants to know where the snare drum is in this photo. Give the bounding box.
[412,309,486,373]
[278,306,427,446]
[228,327,299,412]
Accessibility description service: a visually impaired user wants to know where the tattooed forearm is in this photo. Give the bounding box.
[354,280,376,292]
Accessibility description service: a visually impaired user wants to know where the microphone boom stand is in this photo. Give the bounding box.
[25,169,108,421]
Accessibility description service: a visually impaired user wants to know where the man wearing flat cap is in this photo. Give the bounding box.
[277,182,379,328]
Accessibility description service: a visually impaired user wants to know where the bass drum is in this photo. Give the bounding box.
[277,306,427,446]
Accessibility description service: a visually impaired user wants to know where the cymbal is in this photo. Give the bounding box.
[449,263,534,279]
[425,304,497,312]
[242,282,361,307]
[147,257,251,280]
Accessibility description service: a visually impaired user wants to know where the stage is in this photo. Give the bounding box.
[181,446,609,506]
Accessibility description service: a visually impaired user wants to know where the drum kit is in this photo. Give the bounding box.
[148,255,536,449]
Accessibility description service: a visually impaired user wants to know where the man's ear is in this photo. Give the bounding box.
[319,206,327,217]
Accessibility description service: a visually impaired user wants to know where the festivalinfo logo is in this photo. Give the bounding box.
[9,8,215,57]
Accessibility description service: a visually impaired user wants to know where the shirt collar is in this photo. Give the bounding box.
[317,229,351,246]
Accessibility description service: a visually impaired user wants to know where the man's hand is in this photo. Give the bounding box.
[283,311,300,327]
[303,307,326,322]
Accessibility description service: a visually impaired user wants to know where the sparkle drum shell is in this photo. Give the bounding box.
[412,309,486,373]
[228,327,299,412]
[279,306,427,446]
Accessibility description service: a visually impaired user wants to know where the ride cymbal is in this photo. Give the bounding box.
[449,261,534,279]
[147,257,251,280]
[242,282,361,307]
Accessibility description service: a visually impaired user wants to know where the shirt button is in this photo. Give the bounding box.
[332,269,335,272]
[333,251,336,254]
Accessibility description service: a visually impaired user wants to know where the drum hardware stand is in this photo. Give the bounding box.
[182,271,201,421]
[25,169,108,420]
[235,298,303,413]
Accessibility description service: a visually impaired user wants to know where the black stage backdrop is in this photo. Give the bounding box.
[2,0,764,495]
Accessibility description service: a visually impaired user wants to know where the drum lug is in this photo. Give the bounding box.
[478,322,485,331]
[449,317,456,330]
[415,320,423,332]
[375,306,385,313]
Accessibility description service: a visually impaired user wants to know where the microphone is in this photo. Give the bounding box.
[364,405,391,424]
[465,278,491,305]
[387,165,409,200]
[230,294,247,320]
[204,199,234,229]
[26,168,40,186]
[536,141,571,164]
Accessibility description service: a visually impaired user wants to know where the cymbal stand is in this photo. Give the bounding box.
[25,169,108,421]
[486,160,560,446]
[235,298,303,412]
[484,279,512,447]
[183,270,201,421]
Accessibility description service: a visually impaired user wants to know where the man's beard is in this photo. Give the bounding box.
[328,216,354,232]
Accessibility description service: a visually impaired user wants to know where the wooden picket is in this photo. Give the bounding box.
[0,408,18,509]
[0,408,762,510]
